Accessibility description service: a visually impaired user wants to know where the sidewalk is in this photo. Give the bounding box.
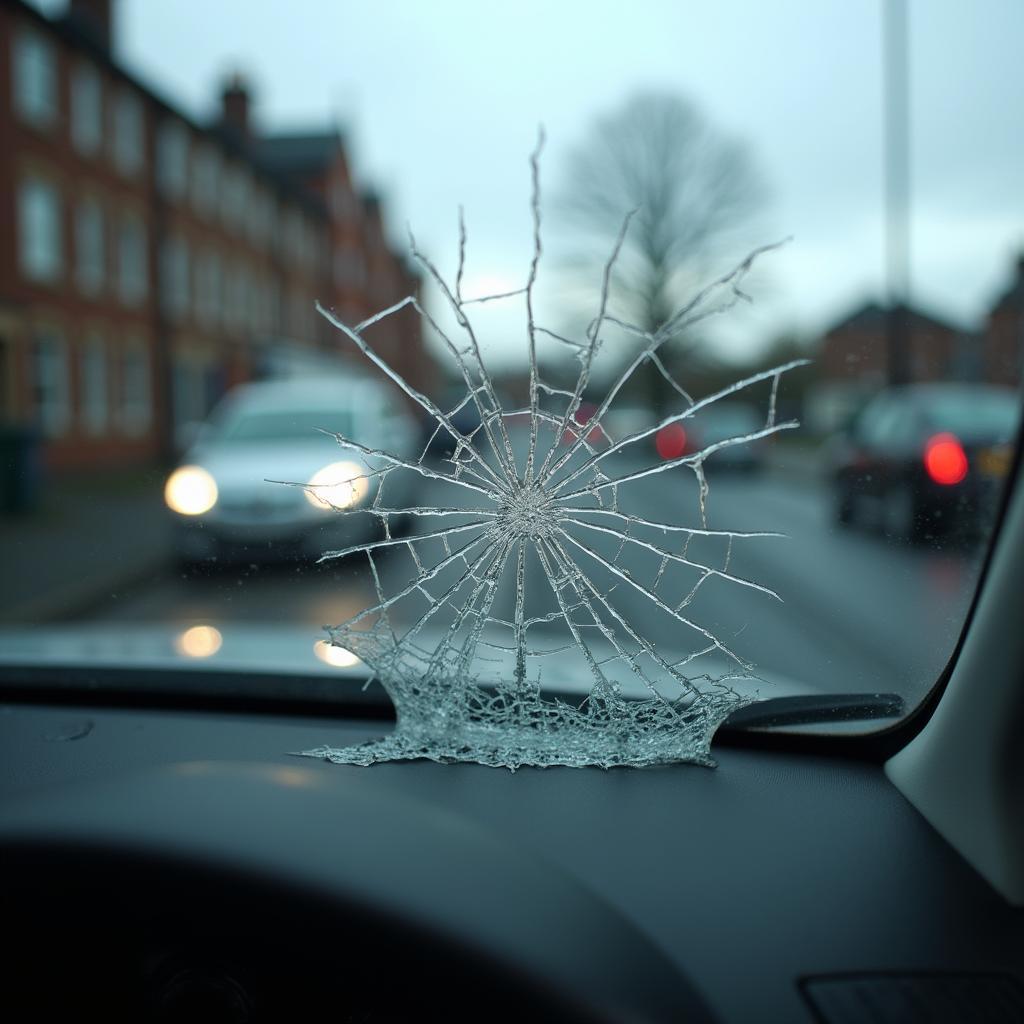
[0,468,172,623]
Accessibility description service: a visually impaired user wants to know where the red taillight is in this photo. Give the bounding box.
[924,433,968,485]
[656,423,687,460]
[562,403,603,445]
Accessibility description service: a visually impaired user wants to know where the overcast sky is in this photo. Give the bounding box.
[36,0,1024,365]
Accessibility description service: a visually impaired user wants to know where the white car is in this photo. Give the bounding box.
[164,376,419,564]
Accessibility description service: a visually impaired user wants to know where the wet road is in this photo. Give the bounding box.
[73,443,986,704]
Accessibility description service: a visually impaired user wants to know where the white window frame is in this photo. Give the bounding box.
[18,176,62,284]
[71,62,103,155]
[12,27,57,129]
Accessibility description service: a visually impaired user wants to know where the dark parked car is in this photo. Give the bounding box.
[830,383,1020,542]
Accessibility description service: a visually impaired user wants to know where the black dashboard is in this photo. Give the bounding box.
[2,702,1023,1022]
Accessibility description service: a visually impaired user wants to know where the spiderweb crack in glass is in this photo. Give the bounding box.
[289,131,807,770]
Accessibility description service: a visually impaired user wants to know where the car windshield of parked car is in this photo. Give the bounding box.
[918,390,1020,441]
[216,409,354,444]
[1,0,1022,744]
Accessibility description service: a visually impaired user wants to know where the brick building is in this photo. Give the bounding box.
[0,0,428,471]
[983,256,1024,388]
[817,301,968,387]
[807,301,974,433]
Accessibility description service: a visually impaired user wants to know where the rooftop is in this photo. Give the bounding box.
[824,300,965,338]
[256,131,345,177]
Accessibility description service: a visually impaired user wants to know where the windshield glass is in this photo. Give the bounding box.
[1,0,1022,745]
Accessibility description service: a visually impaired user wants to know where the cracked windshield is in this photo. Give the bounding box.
[2,0,1022,744]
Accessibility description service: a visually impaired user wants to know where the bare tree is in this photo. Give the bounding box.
[556,92,767,402]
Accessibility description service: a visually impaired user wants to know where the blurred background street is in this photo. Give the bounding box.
[0,425,986,700]
[1,0,1022,713]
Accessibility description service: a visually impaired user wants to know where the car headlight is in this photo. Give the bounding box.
[165,465,218,516]
[305,460,370,510]
[175,624,223,658]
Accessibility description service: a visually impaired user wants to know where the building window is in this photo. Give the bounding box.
[194,248,222,327]
[247,186,268,246]
[31,330,69,437]
[117,214,148,306]
[160,235,190,320]
[172,357,209,440]
[191,144,220,216]
[80,333,108,436]
[71,63,103,155]
[18,177,62,284]
[156,119,189,200]
[224,262,247,331]
[112,89,144,177]
[245,268,263,335]
[119,343,151,436]
[253,272,271,334]
[75,198,105,296]
[264,197,278,251]
[12,27,57,128]
[220,164,249,231]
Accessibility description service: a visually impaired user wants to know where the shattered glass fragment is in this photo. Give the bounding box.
[290,133,806,770]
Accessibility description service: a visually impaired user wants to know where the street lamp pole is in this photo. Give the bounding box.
[884,0,911,385]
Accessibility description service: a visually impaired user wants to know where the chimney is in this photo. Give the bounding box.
[220,74,252,142]
[66,0,113,49]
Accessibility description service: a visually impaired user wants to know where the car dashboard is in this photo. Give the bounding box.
[2,702,1023,1022]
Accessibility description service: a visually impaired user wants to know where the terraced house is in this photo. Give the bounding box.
[0,0,427,471]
